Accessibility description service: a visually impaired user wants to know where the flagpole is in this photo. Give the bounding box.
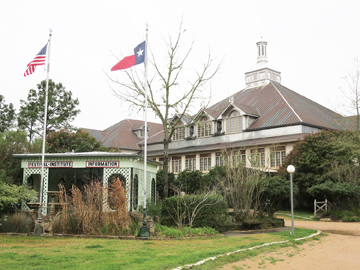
[37,29,52,226]
[139,23,150,238]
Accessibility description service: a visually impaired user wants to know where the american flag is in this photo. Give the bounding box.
[24,44,47,77]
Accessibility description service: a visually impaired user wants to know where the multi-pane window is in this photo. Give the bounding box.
[232,150,246,167]
[200,153,211,171]
[270,146,286,167]
[185,155,196,171]
[215,152,224,167]
[250,148,265,167]
[171,156,182,173]
[198,122,212,138]
[226,110,242,134]
[172,126,185,141]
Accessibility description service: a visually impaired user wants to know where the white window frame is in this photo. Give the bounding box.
[226,110,242,134]
[171,157,182,173]
[185,155,196,171]
[200,154,211,171]
[270,146,286,168]
[172,126,185,141]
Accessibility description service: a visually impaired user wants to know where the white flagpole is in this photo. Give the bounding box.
[144,24,148,211]
[37,29,52,224]
[139,23,150,238]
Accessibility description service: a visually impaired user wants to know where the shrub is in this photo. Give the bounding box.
[261,175,292,217]
[0,212,34,233]
[330,209,360,222]
[0,173,38,214]
[174,170,204,194]
[155,170,176,200]
[161,194,228,232]
[144,200,163,223]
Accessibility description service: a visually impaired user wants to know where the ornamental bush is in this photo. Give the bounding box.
[161,193,228,232]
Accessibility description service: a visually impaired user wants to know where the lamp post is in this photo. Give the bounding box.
[287,165,295,235]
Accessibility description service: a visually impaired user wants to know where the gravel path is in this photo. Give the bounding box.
[219,219,360,269]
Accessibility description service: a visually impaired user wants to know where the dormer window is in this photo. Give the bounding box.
[132,126,149,139]
[197,116,212,138]
[172,126,185,141]
[226,110,242,134]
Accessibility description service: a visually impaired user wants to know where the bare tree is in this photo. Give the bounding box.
[340,57,360,130]
[109,23,221,198]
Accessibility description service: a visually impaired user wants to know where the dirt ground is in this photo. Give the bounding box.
[219,219,360,270]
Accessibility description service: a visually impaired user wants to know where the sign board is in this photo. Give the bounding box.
[28,161,73,168]
[86,161,119,168]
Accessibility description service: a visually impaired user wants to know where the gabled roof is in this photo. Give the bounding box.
[169,113,193,125]
[82,119,163,150]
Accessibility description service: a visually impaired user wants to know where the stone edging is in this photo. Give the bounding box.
[171,230,322,270]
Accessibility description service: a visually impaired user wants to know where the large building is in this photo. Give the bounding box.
[85,40,351,174]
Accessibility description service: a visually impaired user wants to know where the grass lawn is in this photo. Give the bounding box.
[275,210,317,221]
[0,228,318,270]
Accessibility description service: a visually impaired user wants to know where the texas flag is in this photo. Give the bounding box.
[111,41,146,71]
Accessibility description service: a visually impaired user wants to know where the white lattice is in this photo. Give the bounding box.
[23,167,49,215]
[132,169,156,211]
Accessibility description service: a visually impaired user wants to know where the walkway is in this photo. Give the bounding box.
[219,219,360,269]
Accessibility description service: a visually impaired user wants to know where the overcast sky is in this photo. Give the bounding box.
[1,0,360,131]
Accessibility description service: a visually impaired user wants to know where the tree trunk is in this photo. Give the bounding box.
[162,139,170,199]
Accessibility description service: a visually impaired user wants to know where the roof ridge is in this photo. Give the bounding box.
[271,81,303,122]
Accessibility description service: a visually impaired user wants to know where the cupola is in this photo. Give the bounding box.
[245,39,281,89]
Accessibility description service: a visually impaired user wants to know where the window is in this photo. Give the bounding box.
[232,150,246,167]
[270,146,286,167]
[171,156,182,173]
[151,178,156,203]
[172,126,185,141]
[215,152,223,167]
[190,126,194,137]
[250,148,265,167]
[216,121,222,133]
[200,153,211,171]
[226,110,242,134]
[198,116,212,138]
[133,174,139,210]
[185,155,196,171]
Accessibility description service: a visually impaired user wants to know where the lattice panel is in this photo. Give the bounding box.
[23,168,49,215]
[103,167,131,211]
[132,169,156,211]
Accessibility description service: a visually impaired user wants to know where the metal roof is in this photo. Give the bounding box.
[82,119,163,150]
[206,82,344,131]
